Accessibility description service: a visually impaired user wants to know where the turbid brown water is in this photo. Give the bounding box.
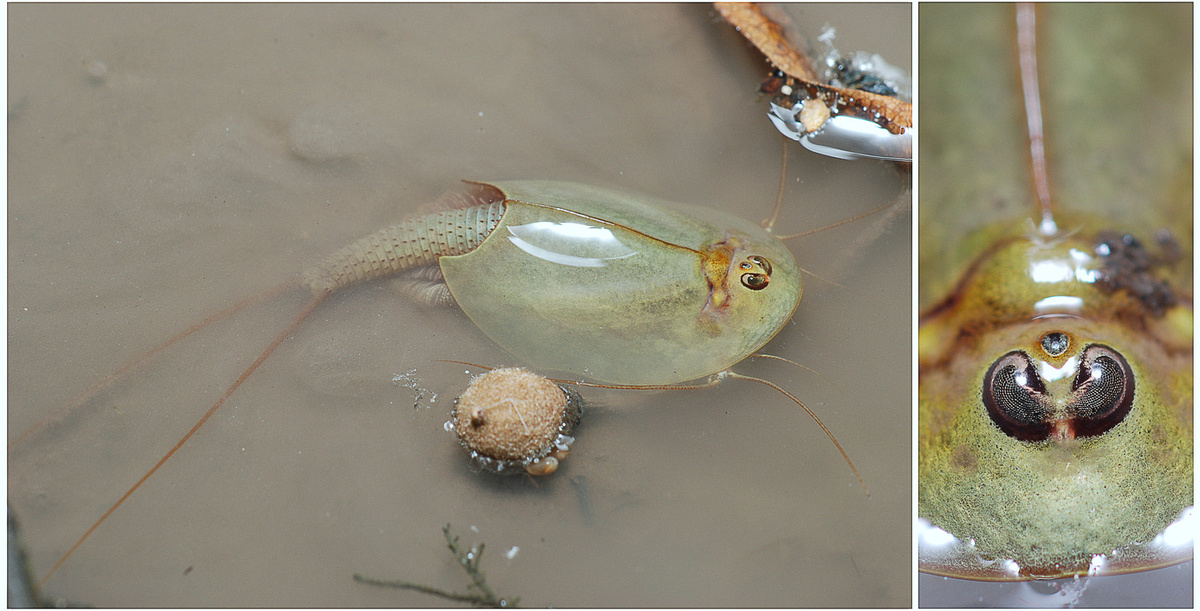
[8,4,910,606]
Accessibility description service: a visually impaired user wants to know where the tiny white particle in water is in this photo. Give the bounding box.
[84,59,107,81]
[505,546,519,560]
[470,525,480,533]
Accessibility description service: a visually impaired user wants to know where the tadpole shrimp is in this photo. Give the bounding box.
[7,4,910,606]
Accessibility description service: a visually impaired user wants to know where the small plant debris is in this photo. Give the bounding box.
[714,2,911,133]
[354,524,519,608]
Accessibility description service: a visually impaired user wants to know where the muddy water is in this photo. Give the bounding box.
[8,4,910,607]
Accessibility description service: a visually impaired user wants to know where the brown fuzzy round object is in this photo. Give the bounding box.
[451,368,582,476]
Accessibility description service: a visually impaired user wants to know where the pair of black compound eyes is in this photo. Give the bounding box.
[739,255,772,290]
[982,338,1135,442]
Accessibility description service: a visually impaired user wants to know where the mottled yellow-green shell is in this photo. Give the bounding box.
[919,3,1193,580]
[920,230,1193,579]
[439,181,801,385]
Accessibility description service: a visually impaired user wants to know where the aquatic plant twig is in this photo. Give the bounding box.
[354,524,519,608]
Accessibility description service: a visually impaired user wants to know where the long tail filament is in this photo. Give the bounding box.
[38,291,331,588]
[8,282,295,453]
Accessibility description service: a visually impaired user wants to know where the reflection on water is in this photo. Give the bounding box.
[8,4,909,606]
[919,560,1195,608]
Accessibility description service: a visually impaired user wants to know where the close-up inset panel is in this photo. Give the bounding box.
[918,3,1192,607]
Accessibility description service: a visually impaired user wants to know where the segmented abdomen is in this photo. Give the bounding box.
[304,201,506,295]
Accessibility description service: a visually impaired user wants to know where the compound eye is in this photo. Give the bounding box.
[982,351,1052,441]
[741,273,769,290]
[1066,344,1135,437]
[738,255,772,290]
[748,255,773,276]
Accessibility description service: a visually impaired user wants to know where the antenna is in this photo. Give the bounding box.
[1016,3,1058,236]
